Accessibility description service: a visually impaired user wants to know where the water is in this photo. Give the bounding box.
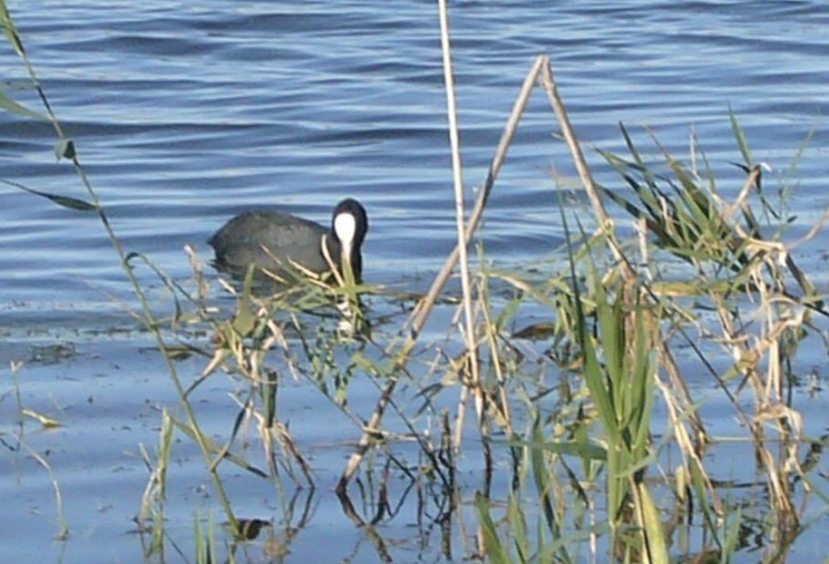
[2,1,829,562]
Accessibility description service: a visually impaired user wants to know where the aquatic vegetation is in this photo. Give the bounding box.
[1,0,827,562]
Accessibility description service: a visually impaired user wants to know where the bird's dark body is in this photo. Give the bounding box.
[208,199,367,282]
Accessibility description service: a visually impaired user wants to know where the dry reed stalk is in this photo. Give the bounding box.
[539,62,635,282]
[408,55,545,334]
[437,0,483,457]
[338,55,545,490]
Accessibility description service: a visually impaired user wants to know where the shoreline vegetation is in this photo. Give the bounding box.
[2,1,828,563]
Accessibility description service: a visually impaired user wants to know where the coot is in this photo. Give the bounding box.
[209,198,368,282]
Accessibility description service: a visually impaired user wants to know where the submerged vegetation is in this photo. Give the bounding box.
[2,1,828,563]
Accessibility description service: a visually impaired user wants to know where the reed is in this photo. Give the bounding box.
[465,55,826,563]
[5,351,68,541]
[1,1,826,562]
[0,0,242,538]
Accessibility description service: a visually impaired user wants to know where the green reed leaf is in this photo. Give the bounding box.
[0,90,47,121]
[0,1,25,56]
[0,178,97,212]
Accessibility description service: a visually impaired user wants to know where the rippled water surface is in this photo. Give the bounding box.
[2,1,829,562]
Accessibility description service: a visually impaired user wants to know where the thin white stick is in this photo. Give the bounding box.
[437,0,481,453]
[339,55,543,491]
[409,55,544,333]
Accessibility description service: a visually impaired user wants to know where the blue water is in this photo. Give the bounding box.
[2,1,828,562]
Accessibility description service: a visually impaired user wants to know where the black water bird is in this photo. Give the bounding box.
[208,198,368,282]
